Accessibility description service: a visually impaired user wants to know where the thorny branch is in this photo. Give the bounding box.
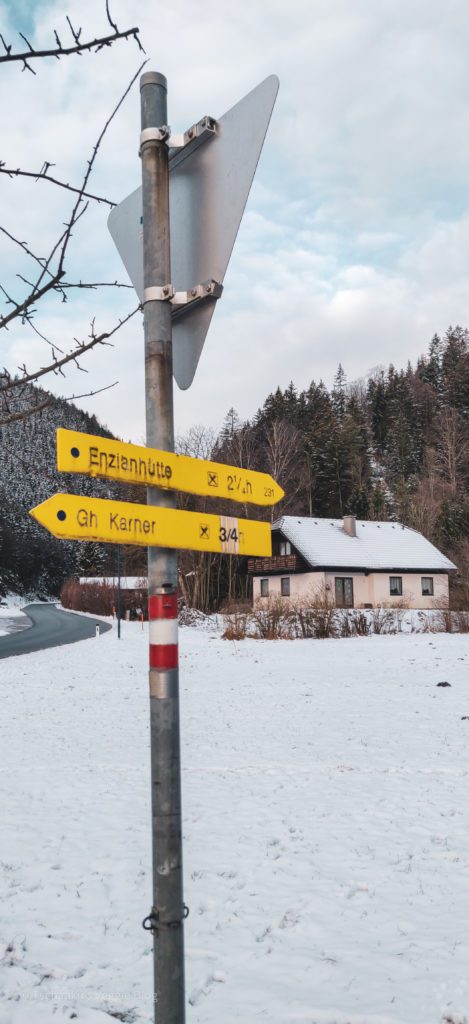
[0,58,146,332]
[0,5,146,423]
[0,305,140,393]
[0,15,144,75]
[0,164,115,207]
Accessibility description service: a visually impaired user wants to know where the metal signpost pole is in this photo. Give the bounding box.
[117,546,121,639]
[140,72,186,1023]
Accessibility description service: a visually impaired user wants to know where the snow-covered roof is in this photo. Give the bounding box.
[273,517,457,572]
[79,577,147,590]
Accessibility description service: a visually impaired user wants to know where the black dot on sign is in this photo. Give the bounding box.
[71,447,80,458]
[57,510,66,522]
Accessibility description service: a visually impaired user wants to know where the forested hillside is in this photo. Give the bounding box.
[0,386,125,596]
[177,326,469,609]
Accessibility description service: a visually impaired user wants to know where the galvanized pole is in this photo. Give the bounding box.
[117,546,121,639]
[140,72,186,1023]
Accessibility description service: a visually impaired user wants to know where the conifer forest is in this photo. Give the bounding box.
[1,326,468,609]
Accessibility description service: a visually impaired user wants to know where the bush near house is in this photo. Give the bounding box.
[60,579,147,619]
[222,593,469,641]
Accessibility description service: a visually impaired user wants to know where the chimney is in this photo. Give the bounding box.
[343,515,356,538]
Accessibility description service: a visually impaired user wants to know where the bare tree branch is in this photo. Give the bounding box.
[0,25,144,68]
[25,318,65,353]
[0,6,146,424]
[60,280,134,291]
[64,379,118,402]
[0,305,140,392]
[0,58,146,331]
[0,163,115,206]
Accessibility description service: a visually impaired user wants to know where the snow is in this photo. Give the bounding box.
[1,619,469,1024]
[274,516,457,572]
[0,598,31,639]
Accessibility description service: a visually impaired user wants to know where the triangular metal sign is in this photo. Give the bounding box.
[108,75,279,389]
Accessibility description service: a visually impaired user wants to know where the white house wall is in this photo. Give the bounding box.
[253,571,449,608]
[369,572,449,609]
[253,572,326,603]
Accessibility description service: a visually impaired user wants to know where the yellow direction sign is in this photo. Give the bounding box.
[56,428,284,506]
[30,494,272,556]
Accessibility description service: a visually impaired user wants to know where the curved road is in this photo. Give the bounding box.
[0,603,112,659]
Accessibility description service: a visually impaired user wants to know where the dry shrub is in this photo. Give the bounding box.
[369,606,404,635]
[339,610,370,634]
[251,596,296,639]
[432,609,469,633]
[454,611,469,633]
[434,608,454,633]
[410,611,434,633]
[306,605,338,639]
[293,606,320,639]
[222,611,249,640]
[290,589,339,639]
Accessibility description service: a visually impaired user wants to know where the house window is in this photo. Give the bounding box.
[281,577,290,597]
[421,577,434,596]
[389,576,403,596]
[260,579,269,597]
[279,541,291,556]
[335,577,354,608]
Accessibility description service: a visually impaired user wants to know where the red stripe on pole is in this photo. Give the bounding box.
[149,594,178,619]
[150,643,179,670]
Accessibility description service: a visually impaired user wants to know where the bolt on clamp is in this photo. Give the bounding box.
[168,115,218,150]
[143,285,175,303]
[139,125,171,155]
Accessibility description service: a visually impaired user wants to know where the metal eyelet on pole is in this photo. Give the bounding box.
[142,905,190,935]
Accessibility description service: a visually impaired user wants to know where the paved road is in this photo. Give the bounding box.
[0,603,112,659]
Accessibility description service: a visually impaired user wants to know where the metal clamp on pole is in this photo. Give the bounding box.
[168,115,217,149]
[143,285,175,302]
[139,125,171,155]
[143,280,223,318]
[168,116,218,170]
[171,279,223,322]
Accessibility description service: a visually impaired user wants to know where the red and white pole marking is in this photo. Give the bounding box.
[149,593,178,671]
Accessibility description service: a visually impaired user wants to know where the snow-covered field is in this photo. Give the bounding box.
[1,616,469,1024]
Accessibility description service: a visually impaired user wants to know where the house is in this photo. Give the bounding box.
[248,515,456,609]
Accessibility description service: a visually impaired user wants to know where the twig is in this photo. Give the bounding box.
[106,1,119,34]
[0,164,115,206]
[0,305,140,391]
[0,58,145,330]
[0,27,144,67]
[64,379,119,402]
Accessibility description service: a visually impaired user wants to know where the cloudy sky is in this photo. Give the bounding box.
[2,0,469,442]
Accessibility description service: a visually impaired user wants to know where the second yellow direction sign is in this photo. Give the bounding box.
[57,428,284,506]
[30,494,272,557]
